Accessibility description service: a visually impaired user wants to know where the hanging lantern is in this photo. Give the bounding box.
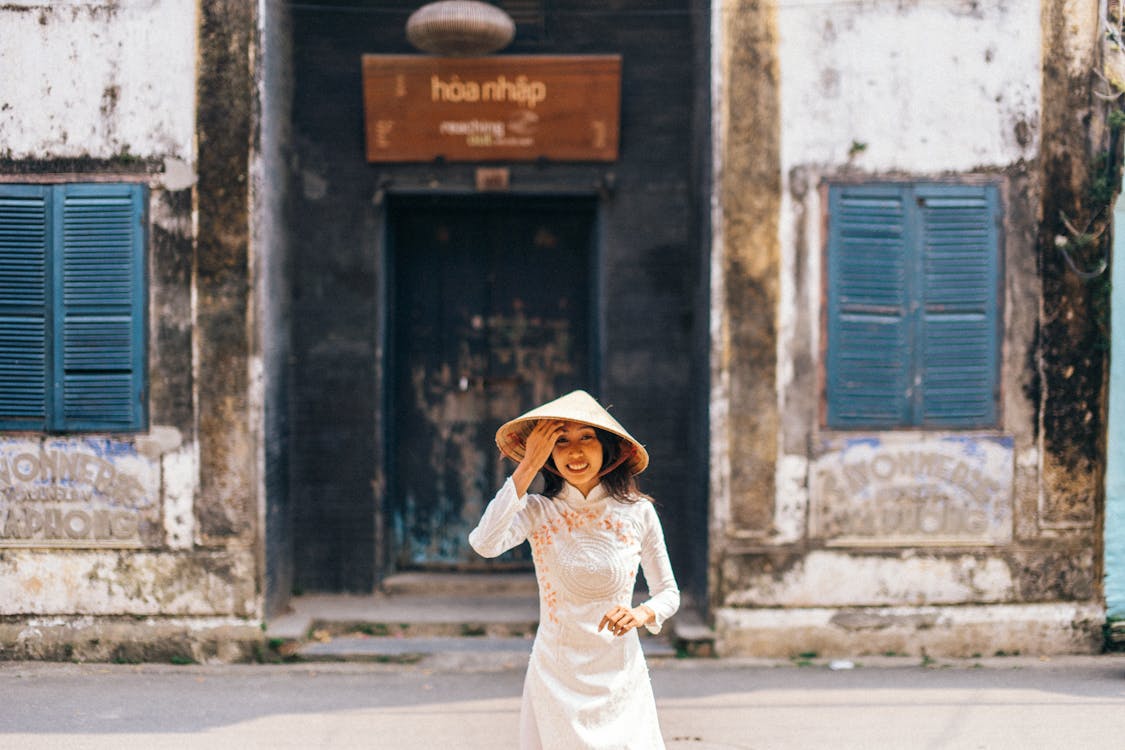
[406,1,516,57]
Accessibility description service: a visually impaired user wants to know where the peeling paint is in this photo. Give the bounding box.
[160,157,196,190]
[724,550,1016,608]
[0,549,256,616]
[162,444,197,550]
[0,616,263,663]
[714,602,1104,657]
[714,0,1106,657]
[778,0,1040,171]
[772,454,808,543]
[135,426,183,460]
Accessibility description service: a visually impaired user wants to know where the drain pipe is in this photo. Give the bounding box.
[1107,169,1125,624]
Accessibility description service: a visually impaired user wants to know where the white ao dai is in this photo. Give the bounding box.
[469,478,680,750]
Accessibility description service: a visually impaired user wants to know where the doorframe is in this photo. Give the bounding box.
[376,189,605,582]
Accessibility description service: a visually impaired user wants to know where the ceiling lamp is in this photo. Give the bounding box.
[406,1,516,57]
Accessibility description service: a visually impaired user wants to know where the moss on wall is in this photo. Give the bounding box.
[1037,0,1112,533]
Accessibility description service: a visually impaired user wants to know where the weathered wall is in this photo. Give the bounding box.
[1037,0,1108,532]
[713,0,1109,656]
[252,0,295,618]
[0,0,195,161]
[0,0,267,659]
[772,0,1041,597]
[196,0,257,545]
[709,0,782,592]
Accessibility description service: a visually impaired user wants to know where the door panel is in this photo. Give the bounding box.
[391,198,595,568]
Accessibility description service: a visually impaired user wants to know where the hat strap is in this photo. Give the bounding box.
[596,443,635,477]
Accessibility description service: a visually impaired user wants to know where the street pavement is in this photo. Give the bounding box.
[2,654,1125,749]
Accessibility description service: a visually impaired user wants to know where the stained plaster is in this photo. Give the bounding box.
[713,0,1108,650]
[0,0,266,653]
[0,1,195,161]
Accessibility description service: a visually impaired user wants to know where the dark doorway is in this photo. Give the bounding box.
[388,196,598,571]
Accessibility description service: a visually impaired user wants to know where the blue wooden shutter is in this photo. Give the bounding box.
[916,184,999,427]
[827,185,913,427]
[0,186,51,429]
[53,184,146,431]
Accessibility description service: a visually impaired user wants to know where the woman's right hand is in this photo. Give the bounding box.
[512,419,564,497]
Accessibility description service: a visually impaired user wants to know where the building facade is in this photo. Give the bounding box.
[0,0,1117,660]
[710,0,1114,655]
[0,0,286,660]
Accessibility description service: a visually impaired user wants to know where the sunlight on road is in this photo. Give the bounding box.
[657,687,1125,750]
[3,698,523,750]
[5,661,1125,750]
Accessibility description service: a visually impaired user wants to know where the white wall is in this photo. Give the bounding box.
[773,0,1043,541]
[0,0,196,161]
[778,0,1041,173]
[759,1,1047,600]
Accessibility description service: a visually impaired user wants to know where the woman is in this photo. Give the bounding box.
[469,390,680,749]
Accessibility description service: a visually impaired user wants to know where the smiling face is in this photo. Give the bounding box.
[550,421,605,496]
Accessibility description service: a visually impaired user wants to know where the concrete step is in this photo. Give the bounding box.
[297,635,534,663]
[294,633,677,664]
[1110,620,1125,645]
[379,571,538,597]
[264,573,699,664]
[669,607,717,658]
[267,586,539,636]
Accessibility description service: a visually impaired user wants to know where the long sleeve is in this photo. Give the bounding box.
[638,501,680,634]
[468,476,536,558]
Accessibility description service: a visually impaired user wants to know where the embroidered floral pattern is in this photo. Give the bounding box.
[541,579,559,624]
[601,515,636,545]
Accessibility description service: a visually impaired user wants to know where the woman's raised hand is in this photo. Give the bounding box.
[512,420,565,497]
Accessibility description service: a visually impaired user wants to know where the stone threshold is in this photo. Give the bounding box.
[266,572,712,663]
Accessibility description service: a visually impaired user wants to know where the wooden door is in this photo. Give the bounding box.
[389,197,596,569]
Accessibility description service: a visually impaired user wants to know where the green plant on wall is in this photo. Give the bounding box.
[1051,93,1124,351]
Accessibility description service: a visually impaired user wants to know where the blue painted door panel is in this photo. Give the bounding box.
[390,197,596,568]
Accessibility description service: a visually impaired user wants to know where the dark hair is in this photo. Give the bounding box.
[541,427,643,503]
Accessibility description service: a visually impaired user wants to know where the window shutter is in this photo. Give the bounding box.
[0,187,51,429]
[917,184,999,427]
[54,184,146,431]
[827,185,913,427]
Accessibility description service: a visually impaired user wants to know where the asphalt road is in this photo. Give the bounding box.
[2,655,1124,749]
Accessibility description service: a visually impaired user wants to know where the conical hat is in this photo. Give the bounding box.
[495,390,649,475]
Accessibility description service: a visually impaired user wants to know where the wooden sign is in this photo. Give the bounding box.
[362,55,621,162]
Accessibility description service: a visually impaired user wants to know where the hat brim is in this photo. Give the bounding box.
[495,390,649,475]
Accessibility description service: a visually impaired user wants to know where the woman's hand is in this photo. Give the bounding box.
[512,420,565,496]
[598,604,655,637]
